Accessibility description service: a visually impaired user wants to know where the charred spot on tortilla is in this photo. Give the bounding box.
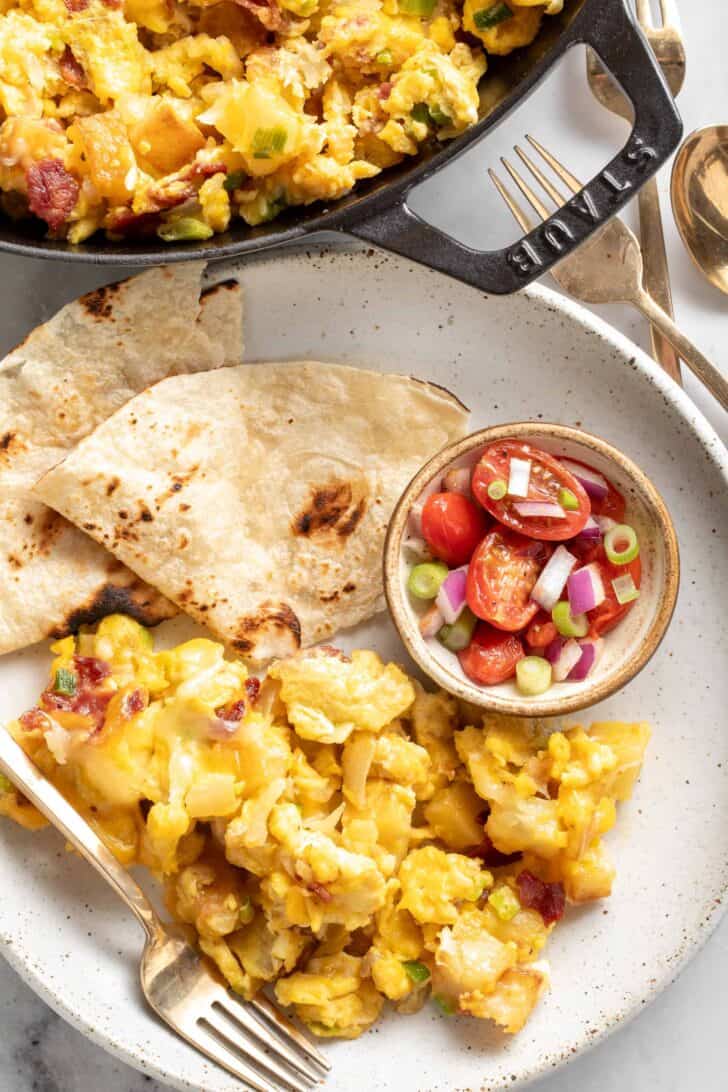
[49,581,173,638]
[408,375,470,415]
[80,282,121,321]
[37,510,65,556]
[198,279,239,312]
[105,477,120,496]
[137,502,154,523]
[232,602,301,657]
[23,514,33,525]
[0,431,16,451]
[293,480,368,540]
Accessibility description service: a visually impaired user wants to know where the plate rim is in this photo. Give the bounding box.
[1,241,727,1092]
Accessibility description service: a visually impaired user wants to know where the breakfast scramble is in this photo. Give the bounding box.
[0,616,649,1038]
[0,0,564,242]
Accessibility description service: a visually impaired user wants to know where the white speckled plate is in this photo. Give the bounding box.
[0,245,726,1092]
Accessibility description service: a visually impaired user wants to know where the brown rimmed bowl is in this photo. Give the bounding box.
[384,422,680,717]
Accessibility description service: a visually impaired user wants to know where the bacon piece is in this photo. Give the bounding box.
[378,82,393,101]
[215,698,247,722]
[307,882,332,903]
[516,870,566,926]
[19,708,49,733]
[245,677,260,704]
[121,688,147,719]
[74,656,111,687]
[64,0,89,11]
[464,832,522,868]
[59,46,86,90]
[234,0,287,32]
[26,160,79,232]
[106,209,161,237]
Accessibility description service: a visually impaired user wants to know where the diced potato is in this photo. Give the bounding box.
[68,113,137,205]
[424,781,485,850]
[129,100,205,175]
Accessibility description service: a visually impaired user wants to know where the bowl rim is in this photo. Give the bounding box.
[384,421,681,717]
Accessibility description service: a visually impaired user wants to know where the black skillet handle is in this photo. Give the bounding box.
[344,0,683,295]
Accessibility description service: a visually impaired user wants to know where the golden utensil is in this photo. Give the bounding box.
[489,136,728,412]
[671,125,728,296]
[0,729,329,1092]
[587,0,686,385]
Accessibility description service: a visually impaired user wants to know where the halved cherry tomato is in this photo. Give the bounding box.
[564,457,626,523]
[587,546,642,636]
[458,623,524,685]
[472,440,590,542]
[525,611,558,650]
[421,492,489,568]
[466,528,552,632]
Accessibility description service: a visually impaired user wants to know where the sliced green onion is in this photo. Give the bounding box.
[487,479,507,501]
[411,103,431,125]
[53,668,77,696]
[473,2,513,31]
[408,561,449,600]
[403,959,431,984]
[251,126,288,160]
[399,0,437,15]
[437,607,477,652]
[552,600,589,639]
[432,994,455,1015]
[157,218,213,242]
[604,523,640,565]
[376,49,393,65]
[0,773,13,794]
[428,105,450,126]
[558,487,579,512]
[612,574,640,605]
[516,656,552,696]
[223,170,246,192]
[488,885,521,921]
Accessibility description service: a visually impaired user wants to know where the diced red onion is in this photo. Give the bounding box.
[436,565,468,624]
[408,500,424,538]
[544,636,566,664]
[568,638,604,680]
[513,501,566,519]
[442,467,471,496]
[402,535,431,560]
[559,458,609,502]
[576,516,602,543]
[595,515,617,534]
[567,563,606,615]
[531,545,577,611]
[508,457,531,497]
[419,602,445,638]
[550,638,583,681]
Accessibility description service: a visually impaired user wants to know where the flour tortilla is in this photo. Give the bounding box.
[36,362,468,662]
[0,265,242,655]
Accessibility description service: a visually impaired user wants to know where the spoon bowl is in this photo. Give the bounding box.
[671,124,728,295]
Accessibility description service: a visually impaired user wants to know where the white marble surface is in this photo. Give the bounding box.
[1,1,726,1090]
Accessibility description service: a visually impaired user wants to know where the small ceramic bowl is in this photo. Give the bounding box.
[384,422,680,717]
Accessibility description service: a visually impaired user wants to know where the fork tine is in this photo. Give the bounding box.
[191,1020,282,1092]
[501,157,551,222]
[487,169,535,234]
[658,0,682,30]
[204,1008,315,1092]
[514,145,570,208]
[635,0,653,29]
[251,995,331,1073]
[216,994,324,1083]
[526,136,583,195]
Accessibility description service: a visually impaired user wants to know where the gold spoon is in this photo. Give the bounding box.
[671,125,728,296]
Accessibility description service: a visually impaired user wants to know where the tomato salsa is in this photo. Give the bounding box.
[405,440,642,697]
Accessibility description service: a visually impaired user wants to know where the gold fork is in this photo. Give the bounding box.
[489,137,728,412]
[587,0,686,385]
[0,729,330,1092]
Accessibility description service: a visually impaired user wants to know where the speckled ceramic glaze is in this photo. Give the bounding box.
[384,422,680,717]
[0,245,726,1092]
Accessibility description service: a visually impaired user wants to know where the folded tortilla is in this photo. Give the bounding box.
[0,264,243,655]
[36,362,468,661]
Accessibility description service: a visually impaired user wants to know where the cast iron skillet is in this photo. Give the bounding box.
[0,0,681,293]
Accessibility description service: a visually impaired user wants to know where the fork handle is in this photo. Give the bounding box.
[638,179,683,385]
[634,290,728,410]
[0,729,164,943]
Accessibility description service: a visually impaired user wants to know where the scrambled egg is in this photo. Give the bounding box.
[0,0,561,242]
[0,616,650,1039]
